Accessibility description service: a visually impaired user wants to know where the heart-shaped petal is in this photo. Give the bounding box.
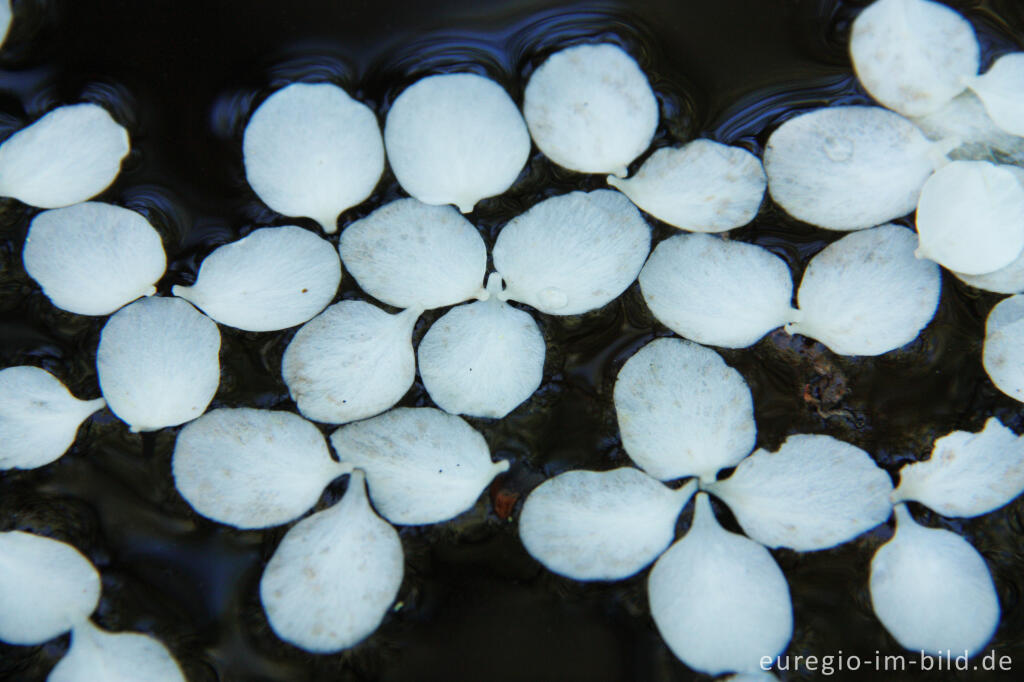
[969,53,1024,137]
[49,621,185,682]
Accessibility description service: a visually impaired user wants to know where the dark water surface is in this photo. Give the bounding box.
[1,0,1024,680]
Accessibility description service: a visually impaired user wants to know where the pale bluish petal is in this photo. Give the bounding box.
[707,434,893,551]
[894,418,1024,517]
[788,225,940,356]
[915,160,1024,275]
[519,468,695,581]
[339,198,487,310]
[0,531,100,646]
[870,505,998,657]
[23,202,165,316]
[418,275,545,418]
[614,337,755,482]
[0,0,11,48]
[49,621,185,682]
[983,295,1024,402]
[172,226,340,332]
[384,73,530,213]
[173,408,350,529]
[913,91,1024,166]
[330,407,507,525]
[648,493,792,676]
[492,190,650,315]
[97,297,220,432]
[608,140,766,232]
[0,366,104,470]
[260,471,403,653]
[638,233,796,348]
[282,301,418,424]
[243,83,384,233]
[0,103,129,208]
[969,53,1024,137]
[850,0,978,116]
[523,43,658,176]
[764,106,940,230]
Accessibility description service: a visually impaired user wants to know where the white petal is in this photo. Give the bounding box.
[0,366,104,470]
[638,233,795,348]
[282,301,417,424]
[523,43,658,176]
[787,225,940,356]
[915,160,1024,275]
[329,407,507,525]
[607,140,766,232]
[870,505,998,656]
[23,202,165,316]
[850,0,978,117]
[172,407,350,529]
[894,418,1024,517]
[984,295,1024,402]
[418,275,545,418]
[259,471,403,653]
[0,103,129,208]
[243,82,384,233]
[764,106,939,230]
[0,0,10,48]
[519,468,695,581]
[339,198,487,310]
[0,531,100,646]
[648,493,792,676]
[492,189,650,315]
[707,434,893,551]
[384,73,530,213]
[97,297,221,432]
[955,249,1024,294]
[969,53,1024,137]
[614,337,755,481]
[49,622,185,682]
[913,90,1024,166]
[172,226,340,332]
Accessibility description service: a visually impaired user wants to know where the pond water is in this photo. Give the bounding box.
[1,0,1023,680]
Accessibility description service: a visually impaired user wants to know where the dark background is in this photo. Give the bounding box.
[1,0,1024,680]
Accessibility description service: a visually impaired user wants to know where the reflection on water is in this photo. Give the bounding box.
[0,1,1023,680]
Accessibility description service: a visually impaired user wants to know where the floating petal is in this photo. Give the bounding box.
[418,274,545,418]
[384,73,530,213]
[870,505,998,656]
[764,106,939,230]
[49,622,185,682]
[243,82,384,233]
[282,301,418,424]
[0,0,10,48]
[850,0,978,117]
[707,434,893,551]
[330,407,507,525]
[0,531,100,646]
[0,366,105,470]
[519,468,695,581]
[523,43,658,176]
[787,225,940,356]
[339,198,487,310]
[955,250,1024,294]
[969,53,1024,137]
[173,407,350,529]
[614,337,755,481]
[260,471,403,653]
[648,493,792,676]
[894,418,1024,517]
[983,295,1024,402]
[915,160,1024,275]
[607,140,766,232]
[492,190,650,315]
[96,297,221,432]
[23,202,165,316]
[913,91,1024,166]
[638,233,795,348]
[0,103,129,208]
[172,226,340,332]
